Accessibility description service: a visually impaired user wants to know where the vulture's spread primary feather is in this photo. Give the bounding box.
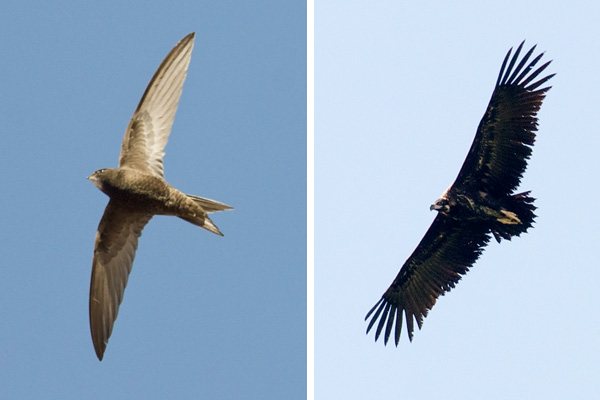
[365,42,554,346]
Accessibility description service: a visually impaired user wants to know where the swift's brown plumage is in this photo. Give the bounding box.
[88,33,232,360]
[365,41,554,346]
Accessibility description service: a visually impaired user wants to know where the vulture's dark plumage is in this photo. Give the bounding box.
[365,42,554,345]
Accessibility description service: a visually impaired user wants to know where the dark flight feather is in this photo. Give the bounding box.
[366,42,553,346]
[453,41,554,197]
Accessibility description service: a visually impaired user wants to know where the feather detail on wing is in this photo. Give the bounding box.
[119,32,195,178]
[366,215,490,345]
[452,41,554,197]
[89,200,152,360]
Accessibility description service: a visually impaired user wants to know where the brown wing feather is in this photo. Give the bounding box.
[366,215,490,345]
[89,200,152,360]
[452,41,554,197]
[119,33,195,178]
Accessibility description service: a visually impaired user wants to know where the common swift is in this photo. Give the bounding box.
[88,32,232,360]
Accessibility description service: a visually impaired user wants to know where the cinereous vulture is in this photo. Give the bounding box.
[366,42,554,346]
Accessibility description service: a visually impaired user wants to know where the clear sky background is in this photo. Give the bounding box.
[0,1,306,399]
[317,2,599,399]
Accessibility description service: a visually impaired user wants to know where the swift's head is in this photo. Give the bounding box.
[87,168,112,191]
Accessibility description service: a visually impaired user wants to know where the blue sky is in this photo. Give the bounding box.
[317,1,599,399]
[0,1,306,399]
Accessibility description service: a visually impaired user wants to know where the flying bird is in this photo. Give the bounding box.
[365,41,554,346]
[88,32,232,360]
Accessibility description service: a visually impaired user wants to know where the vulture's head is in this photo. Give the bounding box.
[430,186,451,214]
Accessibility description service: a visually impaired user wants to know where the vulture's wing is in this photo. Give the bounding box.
[451,41,554,197]
[366,215,491,345]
